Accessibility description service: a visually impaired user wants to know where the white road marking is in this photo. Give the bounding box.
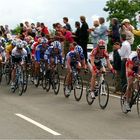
[15,113,61,136]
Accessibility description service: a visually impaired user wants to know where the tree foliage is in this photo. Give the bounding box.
[104,0,140,24]
[11,25,21,35]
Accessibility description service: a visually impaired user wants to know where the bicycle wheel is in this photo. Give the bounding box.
[42,71,46,90]
[52,71,60,95]
[137,91,140,117]
[5,63,11,85]
[74,75,83,101]
[18,67,24,96]
[0,65,3,84]
[23,70,28,92]
[86,81,94,105]
[63,75,70,98]
[120,84,128,114]
[98,80,109,109]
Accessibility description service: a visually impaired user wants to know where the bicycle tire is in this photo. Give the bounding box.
[63,75,70,98]
[23,70,28,92]
[120,84,128,114]
[52,71,60,95]
[0,66,2,84]
[18,66,25,96]
[5,63,11,85]
[98,80,109,109]
[137,91,140,117]
[74,75,83,101]
[86,81,94,105]
[42,72,46,90]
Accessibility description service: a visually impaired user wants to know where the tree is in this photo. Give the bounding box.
[104,0,140,24]
[103,0,140,51]
[11,25,21,35]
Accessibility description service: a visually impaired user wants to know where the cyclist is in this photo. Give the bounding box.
[44,40,63,67]
[22,40,31,63]
[65,42,86,94]
[89,39,114,99]
[5,39,17,61]
[0,40,5,69]
[124,45,140,111]
[11,40,27,89]
[34,37,48,85]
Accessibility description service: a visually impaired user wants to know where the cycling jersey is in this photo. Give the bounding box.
[44,45,63,64]
[90,47,109,63]
[35,44,47,62]
[126,52,140,77]
[5,44,14,54]
[11,47,27,63]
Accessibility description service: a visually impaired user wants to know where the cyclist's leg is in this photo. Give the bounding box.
[124,77,134,102]
[34,61,40,84]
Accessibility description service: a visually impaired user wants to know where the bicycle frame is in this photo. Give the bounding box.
[130,78,140,108]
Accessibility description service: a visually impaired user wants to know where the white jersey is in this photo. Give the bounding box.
[12,47,27,58]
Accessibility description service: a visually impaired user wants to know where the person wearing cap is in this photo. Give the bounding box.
[118,34,131,88]
[120,19,134,47]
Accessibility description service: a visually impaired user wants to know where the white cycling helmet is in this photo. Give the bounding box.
[16,40,23,49]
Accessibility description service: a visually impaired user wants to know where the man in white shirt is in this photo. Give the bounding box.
[118,34,131,88]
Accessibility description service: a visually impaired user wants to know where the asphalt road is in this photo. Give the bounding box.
[0,81,140,140]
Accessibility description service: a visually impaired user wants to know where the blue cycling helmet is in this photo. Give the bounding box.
[52,41,61,49]
[41,38,48,44]
[75,45,83,54]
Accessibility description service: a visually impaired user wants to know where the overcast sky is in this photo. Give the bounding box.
[0,0,108,29]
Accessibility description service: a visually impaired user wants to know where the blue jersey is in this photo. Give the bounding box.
[66,50,85,62]
[35,44,47,62]
[44,46,63,64]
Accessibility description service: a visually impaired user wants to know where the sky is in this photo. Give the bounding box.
[0,0,108,30]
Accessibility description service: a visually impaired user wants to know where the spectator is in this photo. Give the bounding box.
[88,19,100,48]
[93,17,108,49]
[112,42,122,93]
[62,26,74,56]
[118,34,131,88]
[63,17,72,31]
[110,18,120,44]
[40,23,49,36]
[79,16,89,63]
[120,19,134,47]
[73,21,81,45]
[5,25,11,34]
[0,26,5,36]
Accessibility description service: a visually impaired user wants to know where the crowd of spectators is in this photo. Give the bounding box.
[1,16,140,94]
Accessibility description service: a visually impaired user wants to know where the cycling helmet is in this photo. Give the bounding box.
[16,40,23,49]
[41,38,48,44]
[75,45,83,54]
[98,39,106,49]
[11,39,17,46]
[22,41,28,47]
[52,41,61,49]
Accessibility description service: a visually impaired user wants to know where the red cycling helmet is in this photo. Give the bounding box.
[98,39,106,49]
